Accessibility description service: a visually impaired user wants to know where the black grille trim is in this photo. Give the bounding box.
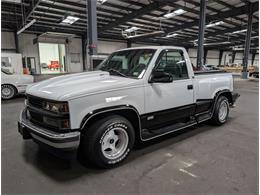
[25,95,70,132]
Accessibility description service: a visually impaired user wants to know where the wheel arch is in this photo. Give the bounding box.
[213,89,233,104]
[80,105,142,141]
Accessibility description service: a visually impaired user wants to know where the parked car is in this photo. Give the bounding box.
[1,68,34,100]
[203,64,220,70]
[18,46,239,168]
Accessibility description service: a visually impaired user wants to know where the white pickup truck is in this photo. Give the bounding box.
[18,46,239,168]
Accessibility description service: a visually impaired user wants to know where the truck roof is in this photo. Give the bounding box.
[117,46,185,52]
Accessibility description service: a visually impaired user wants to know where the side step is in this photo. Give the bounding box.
[141,112,212,141]
[141,119,196,141]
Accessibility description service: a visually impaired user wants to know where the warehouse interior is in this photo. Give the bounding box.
[1,0,259,194]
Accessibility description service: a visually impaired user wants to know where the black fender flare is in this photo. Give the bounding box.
[80,104,142,134]
[210,89,233,113]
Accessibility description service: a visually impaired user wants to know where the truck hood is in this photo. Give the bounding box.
[26,71,142,101]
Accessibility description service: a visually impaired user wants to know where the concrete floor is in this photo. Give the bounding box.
[2,79,259,194]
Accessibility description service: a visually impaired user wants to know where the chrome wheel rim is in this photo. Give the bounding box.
[101,127,129,160]
[218,101,228,122]
[2,86,14,99]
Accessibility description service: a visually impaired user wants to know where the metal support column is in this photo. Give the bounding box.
[81,35,87,71]
[218,50,223,66]
[196,0,207,69]
[251,52,256,66]
[204,49,208,65]
[241,3,253,79]
[231,51,236,64]
[14,31,19,53]
[87,0,98,71]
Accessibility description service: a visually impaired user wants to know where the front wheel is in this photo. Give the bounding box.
[1,84,16,100]
[80,115,135,168]
[210,96,230,125]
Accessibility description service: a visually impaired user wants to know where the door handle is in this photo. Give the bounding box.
[187,85,193,90]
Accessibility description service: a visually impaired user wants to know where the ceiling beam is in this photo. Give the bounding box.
[99,1,166,31]
[162,1,258,34]
[25,0,41,23]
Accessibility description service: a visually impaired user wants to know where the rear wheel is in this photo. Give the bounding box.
[1,84,16,100]
[80,115,135,168]
[210,96,229,125]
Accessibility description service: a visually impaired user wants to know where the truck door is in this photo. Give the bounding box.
[143,49,195,129]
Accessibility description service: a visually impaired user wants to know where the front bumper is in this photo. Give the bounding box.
[18,109,80,152]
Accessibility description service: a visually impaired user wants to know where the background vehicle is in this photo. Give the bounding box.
[203,64,220,70]
[18,46,239,168]
[1,68,34,100]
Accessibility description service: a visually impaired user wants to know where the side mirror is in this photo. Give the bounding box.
[149,71,173,83]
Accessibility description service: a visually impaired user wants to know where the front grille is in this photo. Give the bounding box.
[26,95,70,132]
[27,95,44,109]
[28,110,43,125]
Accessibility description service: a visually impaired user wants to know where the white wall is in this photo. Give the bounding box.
[206,50,219,65]
[97,40,126,54]
[18,33,40,73]
[188,48,197,66]
[67,38,83,72]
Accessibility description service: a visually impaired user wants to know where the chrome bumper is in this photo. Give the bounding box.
[18,109,80,150]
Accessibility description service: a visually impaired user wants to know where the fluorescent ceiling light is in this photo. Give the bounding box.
[163,9,187,19]
[17,19,36,35]
[125,31,165,39]
[2,0,21,3]
[206,21,224,28]
[230,29,247,34]
[124,27,140,33]
[193,38,207,42]
[203,41,231,46]
[97,0,107,4]
[60,16,79,25]
[166,33,179,38]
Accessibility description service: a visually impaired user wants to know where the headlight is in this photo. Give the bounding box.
[44,102,69,113]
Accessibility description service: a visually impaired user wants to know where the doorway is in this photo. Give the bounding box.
[39,43,66,74]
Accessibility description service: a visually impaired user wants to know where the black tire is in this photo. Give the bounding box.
[80,115,135,168]
[1,84,17,100]
[210,96,229,125]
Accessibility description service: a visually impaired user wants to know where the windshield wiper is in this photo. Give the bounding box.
[108,69,127,77]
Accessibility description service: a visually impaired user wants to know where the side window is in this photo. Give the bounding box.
[156,50,189,80]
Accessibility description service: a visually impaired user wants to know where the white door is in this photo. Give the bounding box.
[143,49,194,129]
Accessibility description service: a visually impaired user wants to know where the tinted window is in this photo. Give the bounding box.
[155,50,189,80]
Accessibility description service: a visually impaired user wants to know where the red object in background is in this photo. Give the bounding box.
[23,68,29,74]
[48,60,61,69]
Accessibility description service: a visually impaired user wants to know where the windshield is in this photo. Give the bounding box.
[1,68,13,75]
[95,49,156,79]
